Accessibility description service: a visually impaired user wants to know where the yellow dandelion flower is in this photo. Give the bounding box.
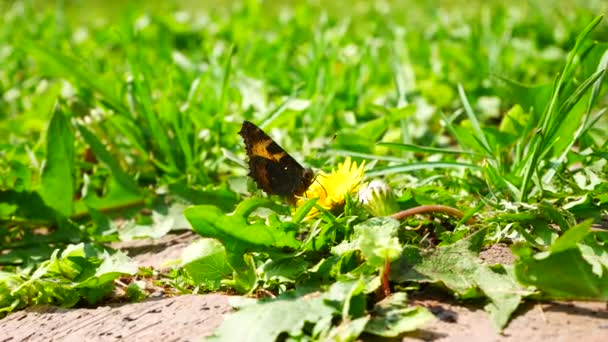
[297,157,365,217]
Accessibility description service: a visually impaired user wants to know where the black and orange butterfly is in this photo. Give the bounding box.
[239,121,313,203]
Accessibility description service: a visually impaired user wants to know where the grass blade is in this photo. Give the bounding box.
[367,161,480,177]
[457,84,493,157]
[76,124,140,195]
[377,142,481,156]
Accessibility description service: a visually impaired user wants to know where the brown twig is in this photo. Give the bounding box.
[382,255,391,298]
[390,205,476,225]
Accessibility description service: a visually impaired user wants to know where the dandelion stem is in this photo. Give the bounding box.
[390,205,476,225]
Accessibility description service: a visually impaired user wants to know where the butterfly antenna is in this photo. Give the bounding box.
[312,174,328,197]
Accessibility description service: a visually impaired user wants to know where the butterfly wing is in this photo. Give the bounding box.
[239,121,313,198]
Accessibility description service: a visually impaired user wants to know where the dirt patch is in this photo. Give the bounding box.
[407,292,608,341]
[479,243,515,265]
[111,231,198,269]
[0,294,231,342]
[2,233,607,341]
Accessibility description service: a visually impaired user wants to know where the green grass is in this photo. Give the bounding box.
[1,0,608,339]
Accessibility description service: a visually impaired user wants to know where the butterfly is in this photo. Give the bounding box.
[239,120,313,203]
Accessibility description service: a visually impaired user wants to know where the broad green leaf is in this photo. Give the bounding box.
[355,117,388,142]
[77,250,138,289]
[181,238,231,290]
[39,105,74,217]
[168,181,239,213]
[499,104,527,135]
[550,219,592,253]
[207,293,336,342]
[185,204,300,251]
[261,257,310,283]
[514,244,608,300]
[208,279,372,341]
[391,229,530,330]
[0,190,57,222]
[579,242,608,278]
[74,178,143,217]
[333,217,402,268]
[495,77,553,121]
[184,203,300,292]
[391,229,486,294]
[477,264,526,330]
[118,211,175,241]
[364,293,434,337]
[322,316,370,342]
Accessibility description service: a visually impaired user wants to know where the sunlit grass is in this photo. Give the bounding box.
[1,0,607,336]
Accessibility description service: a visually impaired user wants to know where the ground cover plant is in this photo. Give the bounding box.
[1,0,608,340]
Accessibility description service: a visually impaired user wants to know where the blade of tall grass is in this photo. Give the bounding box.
[216,45,235,151]
[519,15,604,201]
[76,124,141,195]
[126,59,177,173]
[542,49,608,184]
[457,84,493,158]
[377,142,481,156]
[329,149,408,163]
[367,161,480,177]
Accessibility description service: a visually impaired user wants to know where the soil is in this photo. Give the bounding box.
[2,232,607,341]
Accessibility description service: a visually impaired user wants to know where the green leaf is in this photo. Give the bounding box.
[261,257,310,283]
[184,203,300,293]
[207,292,337,341]
[39,104,74,217]
[185,204,300,252]
[333,217,402,268]
[513,241,608,300]
[391,229,530,330]
[550,219,592,254]
[118,211,175,241]
[0,244,136,314]
[208,279,373,341]
[323,316,370,341]
[0,190,57,222]
[364,292,434,337]
[181,238,231,291]
[391,229,485,294]
[499,104,527,135]
[168,181,239,213]
[579,242,608,278]
[477,264,527,330]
